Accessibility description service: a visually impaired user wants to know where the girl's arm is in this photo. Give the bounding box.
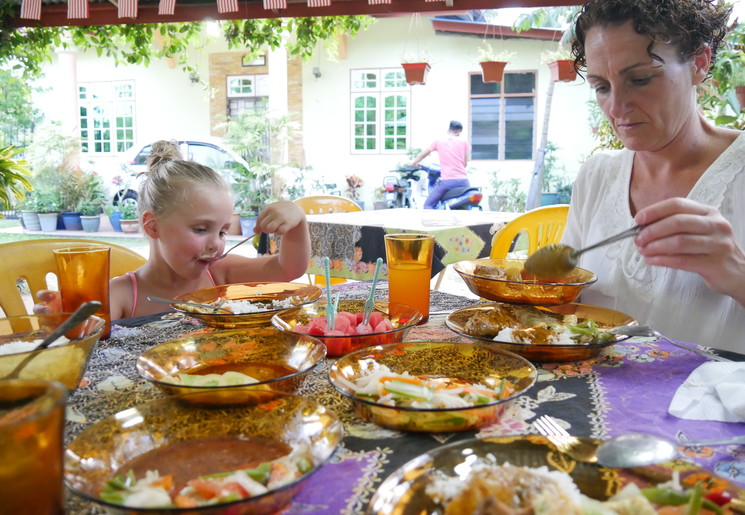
[214,201,311,284]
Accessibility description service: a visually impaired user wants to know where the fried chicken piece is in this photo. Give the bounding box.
[463,305,519,337]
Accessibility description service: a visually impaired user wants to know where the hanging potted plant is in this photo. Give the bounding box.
[543,47,577,83]
[401,53,431,86]
[477,45,515,83]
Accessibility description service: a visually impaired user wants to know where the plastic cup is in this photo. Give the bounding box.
[53,245,111,338]
[0,380,68,514]
[384,233,434,323]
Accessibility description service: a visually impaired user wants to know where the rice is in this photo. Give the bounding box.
[221,297,295,314]
[0,336,70,356]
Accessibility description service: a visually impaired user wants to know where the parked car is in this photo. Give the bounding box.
[113,139,250,206]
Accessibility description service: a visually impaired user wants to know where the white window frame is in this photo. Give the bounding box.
[227,74,269,98]
[78,80,135,155]
[350,68,411,154]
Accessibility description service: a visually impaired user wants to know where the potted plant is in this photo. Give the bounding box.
[17,190,42,231]
[401,52,431,86]
[542,47,577,83]
[118,203,140,233]
[345,175,365,209]
[540,142,571,206]
[79,200,103,232]
[35,190,62,231]
[477,46,515,83]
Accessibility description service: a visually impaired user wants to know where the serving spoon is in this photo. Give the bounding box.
[4,301,101,380]
[524,225,643,278]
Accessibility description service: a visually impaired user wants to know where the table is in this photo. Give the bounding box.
[64,283,745,513]
[259,209,518,280]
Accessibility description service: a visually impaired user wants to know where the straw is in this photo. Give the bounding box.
[323,257,335,329]
[362,257,383,325]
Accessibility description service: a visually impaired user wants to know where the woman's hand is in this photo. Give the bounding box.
[33,290,62,314]
[255,201,306,235]
[634,197,745,305]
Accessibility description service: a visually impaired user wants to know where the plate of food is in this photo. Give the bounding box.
[446,302,636,362]
[328,341,537,432]
[65,391,343,515]
[170,282,323,329]
[367,436,745,515]
[453,258,597,305]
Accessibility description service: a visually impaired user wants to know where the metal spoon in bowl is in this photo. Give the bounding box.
[4,301,101,380]
[147,296,232,314]
[608,324,730,362]
[524,225,643,279]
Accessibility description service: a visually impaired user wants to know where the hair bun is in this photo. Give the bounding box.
[147,140,184,170]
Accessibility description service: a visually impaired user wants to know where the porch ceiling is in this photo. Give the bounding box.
[7,0,584,28]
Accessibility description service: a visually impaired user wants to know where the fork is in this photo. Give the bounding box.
[533,415,599,464]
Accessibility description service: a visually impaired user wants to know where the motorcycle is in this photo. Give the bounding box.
[382,165,422,208]
[417,163,483,210]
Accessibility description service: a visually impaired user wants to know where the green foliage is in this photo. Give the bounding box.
[119,203,138,220]
[586,101,623,156]
[34,189,62,213]
[0,69,42,147]
[0,11,371,81]
[0,144,33,211]
[698,23,745,130]
[490,178,526,213]
[76,171,107,214]
[541,142,569,192]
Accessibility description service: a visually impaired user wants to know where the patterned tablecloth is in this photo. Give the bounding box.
[64,282,745,514]
[259,208,518,280]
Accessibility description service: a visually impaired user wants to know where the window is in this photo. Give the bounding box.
[469,72,536,160]
[78,81,135,154]
[227,74,269,118]
[350,68,410,153]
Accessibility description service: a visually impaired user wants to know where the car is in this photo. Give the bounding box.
[113,139,251,206]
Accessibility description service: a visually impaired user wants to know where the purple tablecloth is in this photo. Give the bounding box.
[64,282,745,513]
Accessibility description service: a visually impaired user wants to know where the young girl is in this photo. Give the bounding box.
[35,140,311,320]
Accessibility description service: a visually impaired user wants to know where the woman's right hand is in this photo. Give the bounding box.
[33,290,62,315]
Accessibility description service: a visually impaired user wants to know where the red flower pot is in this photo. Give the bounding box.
[548,60,577,82]
[402,62,430,85]
[479,61,507,83]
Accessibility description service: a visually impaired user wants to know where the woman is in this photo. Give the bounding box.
[562,0,745,352]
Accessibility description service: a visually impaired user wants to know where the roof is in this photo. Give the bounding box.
[6,0,583,28]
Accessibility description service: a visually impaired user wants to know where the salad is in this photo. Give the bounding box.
[101,447,312,508]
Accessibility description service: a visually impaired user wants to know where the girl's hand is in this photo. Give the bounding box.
[634,197,745,304]
[33,290,62,315]
[255,201,306,235]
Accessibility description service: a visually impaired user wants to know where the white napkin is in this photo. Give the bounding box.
[668,362,745,423]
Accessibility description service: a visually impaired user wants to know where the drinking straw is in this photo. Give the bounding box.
[362,257,383,325]
[324,257,335,329]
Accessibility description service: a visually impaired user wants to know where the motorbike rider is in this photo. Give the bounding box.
[410,120,471,209]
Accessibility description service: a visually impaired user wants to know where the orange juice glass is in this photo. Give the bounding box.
[384,233,434,323]
[53,245,111,338]
[0,379,67,514]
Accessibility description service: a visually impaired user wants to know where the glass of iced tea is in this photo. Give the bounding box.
[0,379,67,514]
[53,245,111,338]
[384,233,435,323]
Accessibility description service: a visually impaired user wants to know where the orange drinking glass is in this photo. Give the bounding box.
[0,379,67,514]
[53,245,111,338]
[384,233,434,323]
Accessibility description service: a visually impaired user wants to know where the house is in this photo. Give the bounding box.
[32,12,596,208]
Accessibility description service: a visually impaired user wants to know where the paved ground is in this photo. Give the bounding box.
[2,217,477,314]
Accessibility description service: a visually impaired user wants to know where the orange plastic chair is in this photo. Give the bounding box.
[293,195,362,285]
[294,195,362,215]
[490,204,569,258]
[0,238,147,317]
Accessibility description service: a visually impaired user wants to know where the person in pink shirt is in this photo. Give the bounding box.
[411,120,471,209]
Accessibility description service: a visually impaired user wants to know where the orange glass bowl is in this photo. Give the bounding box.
[271,299,422,357]
[446,302,636,363]
[171,282,323,329]
[329,341,537,432]
[0,313,105,389]
[136,327,326,406]
[65,392,343,515]
[453,258,597,306]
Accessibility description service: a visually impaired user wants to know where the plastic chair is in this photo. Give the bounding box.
[490,204,570,258]
[0,238,147,317]
[293,195,362,285]
[294,195,362,215]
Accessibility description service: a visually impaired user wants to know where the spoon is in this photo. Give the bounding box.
[200,236,254,262]
[4,301,101,380]
[524,225,643,278]
[608,324,730,362]
[147,296,232,314]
